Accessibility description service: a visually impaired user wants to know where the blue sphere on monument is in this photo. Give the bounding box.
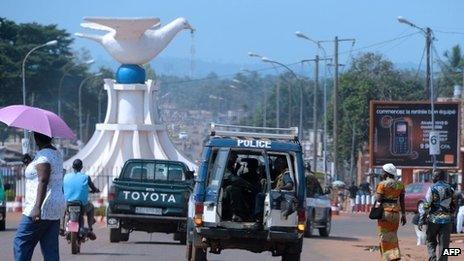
[116,64,146,84]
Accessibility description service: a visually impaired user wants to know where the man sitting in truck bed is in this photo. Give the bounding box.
[222,153,262,222]
[273,156,294,191]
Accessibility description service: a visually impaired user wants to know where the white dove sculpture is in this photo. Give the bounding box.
[75,17,194,65]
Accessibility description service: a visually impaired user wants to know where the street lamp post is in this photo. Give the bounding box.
[296,31,331,175]
[21,39,58,153]
[58,59,94,118]
[301,56,331,173]
[78,73,102,143]
[261,57,303,140]
[397,16,437,171]
[296,31,354,181]
[249,52,277,128]
[209,95,224,119]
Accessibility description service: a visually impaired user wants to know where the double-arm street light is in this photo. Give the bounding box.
[398,16,437,171]
[21,39,58,153]
[296,31,354,182]
[295,31,331,175]
[58,59,94,118]
[78,73,102,143]
[261,57,303,140]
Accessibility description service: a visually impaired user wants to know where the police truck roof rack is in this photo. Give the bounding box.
[210,123,299,141]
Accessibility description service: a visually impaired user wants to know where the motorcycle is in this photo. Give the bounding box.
[62,190,99,254]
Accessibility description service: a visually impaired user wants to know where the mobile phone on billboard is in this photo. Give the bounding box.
[390,118,412,155]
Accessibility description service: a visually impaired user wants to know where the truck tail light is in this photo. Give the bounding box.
[108,185,116,201]
[297,208,306,232]
[194,202,204,227]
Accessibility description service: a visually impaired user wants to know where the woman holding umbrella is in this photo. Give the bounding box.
[0,105,74,261]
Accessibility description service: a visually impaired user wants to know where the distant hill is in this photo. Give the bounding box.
[92,56,420,78]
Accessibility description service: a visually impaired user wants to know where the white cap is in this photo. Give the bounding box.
[382,163,397,176]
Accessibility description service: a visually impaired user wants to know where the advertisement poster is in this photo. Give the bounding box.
[369,101,460,168]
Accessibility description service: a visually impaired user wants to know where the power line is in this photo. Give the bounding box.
[415,46,426,82]
[435,30,464,35]
[382,33,415,55]
[164,32,422,85]
[337,31,420,57]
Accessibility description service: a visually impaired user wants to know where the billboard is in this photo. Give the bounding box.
[369,101,460,168]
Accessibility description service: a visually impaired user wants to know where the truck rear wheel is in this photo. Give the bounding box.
[319,214,331,237]
[109,228,121,243]
[174,232,187,244]
[179,233,187,245]
[282,252,301,261]
[191,246,207,261]
[0,220,5,231]
[120,232,130,242]
[304,220,313,237]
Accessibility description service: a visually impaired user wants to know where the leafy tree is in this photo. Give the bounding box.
[334,53,425,179]
[437,45,463,97]
[0,18,111,143]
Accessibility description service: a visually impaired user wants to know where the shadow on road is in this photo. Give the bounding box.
[78,252,147,256]
[131,241,182,246]
[313,236,360,242]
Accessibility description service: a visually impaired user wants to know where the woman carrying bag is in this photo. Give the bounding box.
[374,163,407,261]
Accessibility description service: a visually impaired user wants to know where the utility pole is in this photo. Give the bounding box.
[276,79,280,128]
[349,123,356,182]
[303,55,331,172]
[425,27,432,98]
[332,36,355,181]
[263,89,268,127]
[333,36,339,180]
[313,56,320,173]
[425,27,436,172]
[288,83,292,127]
[397,17,438,175]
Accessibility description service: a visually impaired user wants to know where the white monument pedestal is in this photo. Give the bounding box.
[64,78,196,177]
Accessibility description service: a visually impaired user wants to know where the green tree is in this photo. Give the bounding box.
[0,18,112,143]
[438,45,463,97]
[334,53,424,177]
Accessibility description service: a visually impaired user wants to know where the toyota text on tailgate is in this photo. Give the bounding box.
[107,159,194,244]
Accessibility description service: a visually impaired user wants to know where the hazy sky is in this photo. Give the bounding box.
[2,0,463,73]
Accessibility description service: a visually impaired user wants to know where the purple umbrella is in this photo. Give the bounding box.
[0,105,75,139]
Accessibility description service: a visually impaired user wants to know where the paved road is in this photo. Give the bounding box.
[2,212,456,261]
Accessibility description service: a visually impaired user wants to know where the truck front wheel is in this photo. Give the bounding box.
[0,219,5,231]
[109,228,121,243]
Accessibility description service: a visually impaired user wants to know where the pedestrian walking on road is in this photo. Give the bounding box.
[375,163,406,261]
[347,181,358,212]
[13,132,66,261]
[419,170,456,261]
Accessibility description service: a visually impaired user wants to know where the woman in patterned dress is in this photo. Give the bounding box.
[13,132,66,261]
[376,163,407,261]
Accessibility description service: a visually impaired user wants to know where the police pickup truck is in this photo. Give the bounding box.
[107,159,194,243]
[186,124,306,261]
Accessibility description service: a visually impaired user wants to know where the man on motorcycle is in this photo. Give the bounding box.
[63,159,100,240]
